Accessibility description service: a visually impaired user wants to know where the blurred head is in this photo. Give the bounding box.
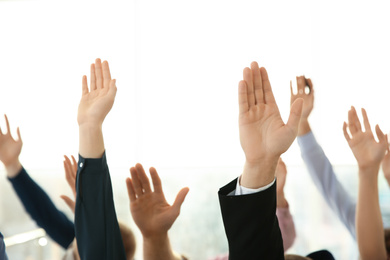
[72,221,136,260]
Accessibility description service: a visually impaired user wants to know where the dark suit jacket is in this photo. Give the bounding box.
[219,179,284,260]
[75,153,126,260]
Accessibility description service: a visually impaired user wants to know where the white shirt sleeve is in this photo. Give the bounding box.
[227,176,276,196]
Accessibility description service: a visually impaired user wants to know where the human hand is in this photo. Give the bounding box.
[60,155,77,213]
[126,164,189,239]
[77,58,117,128]
[239,62,303,188]
[343,107,387,173]
[290,76,314,136]
[0,115,23,177]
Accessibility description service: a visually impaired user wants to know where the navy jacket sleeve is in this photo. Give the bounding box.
[75,153,126,260]
[8,168,75,249]
[218,179,284,260]
[0,232,8,260]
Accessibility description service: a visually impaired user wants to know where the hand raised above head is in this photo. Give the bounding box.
[126,163,189,239]
[0,115,23,177]
[343,107,387,173]
[290,76,314,120]
[238,61,303,188]
[77,58,117,127]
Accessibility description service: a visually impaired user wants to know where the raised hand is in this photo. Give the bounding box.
[60,155,78,213]
[77,58,117,127]
[290,76,314,136]
[126,164,189,238]
[343,107,387,260]
[343,107,387,172]
[78,58,117,158]
[239,61,303,188]
[0,115,23,177]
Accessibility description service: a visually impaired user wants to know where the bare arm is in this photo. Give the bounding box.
[343,107,387,260]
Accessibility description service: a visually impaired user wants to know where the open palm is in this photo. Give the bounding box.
[343,107,387,170]
[77,59,117,126]
[126,164,189,238]
[0,115,22,167]
[239,62,303,163]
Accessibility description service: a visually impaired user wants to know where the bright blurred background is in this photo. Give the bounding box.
[1,0,390,259]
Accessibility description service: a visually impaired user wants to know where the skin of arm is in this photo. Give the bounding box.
[343,106,387,260]
[381,143,390,188]
[126,163,189,260]
[239,62,303,189]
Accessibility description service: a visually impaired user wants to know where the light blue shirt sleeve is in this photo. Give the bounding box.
[0,232,8,260]
[297,131,356,239]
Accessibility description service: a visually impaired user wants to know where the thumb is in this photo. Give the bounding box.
[286,98,303,134]
[60,195,75,213]
[172,187,189,214]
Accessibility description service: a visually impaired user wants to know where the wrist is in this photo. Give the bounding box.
[241,157,279,189]
[78,124,105,158]
[358,165,380,181]
[277,192,288,208]
[298,118,311,136]
[5,159,22,178]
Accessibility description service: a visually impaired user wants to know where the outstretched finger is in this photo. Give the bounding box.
[108,79,117,98]
[260,67,276,104]
[348,106,361,135]
[149,167,163,193]
[290,80,294,96]
[375,124,386,144]
[297,76,305,94]
[286,98,303,134]
[71,155,77,176]
[238,80,249,115]
[4,114,11,135]
[90,64,96,90]
[129,166,144,196]
[16,127,22,142]
[172,187,189,214]
[102,61,112,89]
[95,58,103,89]
[135,163,152,193]
[343,122,351,142]
[361,108,372,133]
[82,75,89,95]
[126,178,137,202]
[243,67,255,107]
[251,62,264,105]
[60,195,75,213]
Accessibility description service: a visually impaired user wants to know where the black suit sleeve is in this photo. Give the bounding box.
[74,153,126,260]
[218,179,284,260]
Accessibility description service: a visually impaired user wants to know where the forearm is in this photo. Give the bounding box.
[241,157,278,189]
[8,168,75,248]
[75,155,126,260]
[143,234,181,260]
[4,159,22,178]
[298,130,357,238]
[356,169,386,260]
[78,124,104,158]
